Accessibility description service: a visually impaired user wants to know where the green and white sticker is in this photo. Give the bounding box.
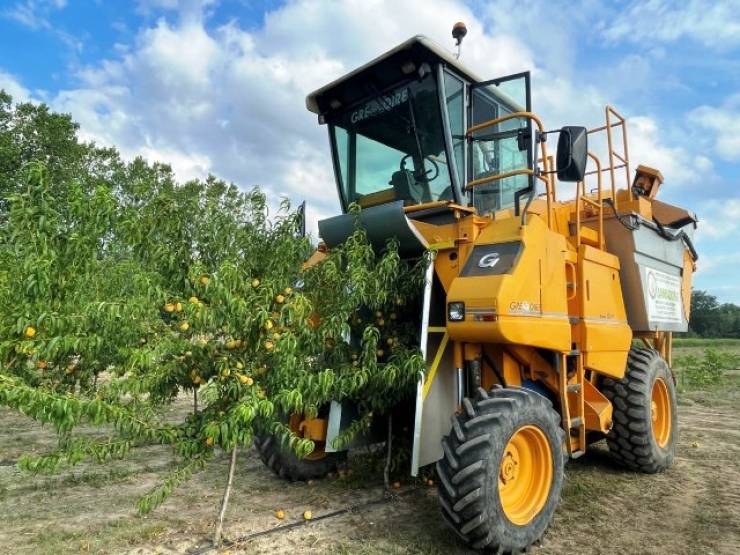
[646,268,683,324]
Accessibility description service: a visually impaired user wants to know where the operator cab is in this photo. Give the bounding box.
[306,36,534,217]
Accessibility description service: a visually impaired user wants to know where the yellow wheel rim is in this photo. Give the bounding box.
[499,425,553,526]
[289,414,327,461]
[651,378,672,448]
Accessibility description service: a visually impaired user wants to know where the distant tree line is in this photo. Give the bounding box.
[688,290,740,338]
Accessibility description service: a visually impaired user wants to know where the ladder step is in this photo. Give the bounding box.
[567,383,582,393]
[571,449,586,459]
[567,349,581,357]
[570,417,583,429]
[579,226,600,246]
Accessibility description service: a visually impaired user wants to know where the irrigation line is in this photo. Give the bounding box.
[190,487,419,555]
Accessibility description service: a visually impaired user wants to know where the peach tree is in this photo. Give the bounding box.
[0,150,426,521]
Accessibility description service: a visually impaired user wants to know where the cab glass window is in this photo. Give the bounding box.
[444,71,465,190]
[328,70,454,208]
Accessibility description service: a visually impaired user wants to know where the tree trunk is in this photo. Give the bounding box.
[384,414,392,492]
[193,388,198,414]
[213,446,238,547]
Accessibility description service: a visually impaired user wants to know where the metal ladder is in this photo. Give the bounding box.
[572,105,633,250]
[574,155,604,250]
[558,350,586,458]
[585,105,631,208]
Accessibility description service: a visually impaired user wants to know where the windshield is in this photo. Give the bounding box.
[329,70,454,208]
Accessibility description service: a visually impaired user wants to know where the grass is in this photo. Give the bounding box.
[672,341,740,392]
[673,337,740,348]
[24,520,170,555]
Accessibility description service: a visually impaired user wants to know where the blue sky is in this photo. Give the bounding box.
[1,0,739,303]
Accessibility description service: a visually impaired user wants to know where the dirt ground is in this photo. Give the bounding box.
[1,344,739,555]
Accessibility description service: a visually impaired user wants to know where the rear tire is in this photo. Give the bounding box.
[436,386,566,552]
[254,434,344,481]
[601,348,677,473]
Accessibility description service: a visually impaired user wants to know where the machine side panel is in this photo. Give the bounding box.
[412,270,455,475]
[447,215,571,351]
[579,246,632,377]
[416,332,456,471]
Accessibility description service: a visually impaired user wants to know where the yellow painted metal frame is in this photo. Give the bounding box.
[422,330,449,399]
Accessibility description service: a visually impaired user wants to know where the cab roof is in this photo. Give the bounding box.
[305,35,482,116]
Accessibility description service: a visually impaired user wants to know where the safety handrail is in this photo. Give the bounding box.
[574,152,604,250]
[586,105,630,209]
[547,155,556,202]
[465,167,533,189]
[465,111,553,228]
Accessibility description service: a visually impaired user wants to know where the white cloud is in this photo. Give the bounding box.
[695,198,740,241]
[135,0,215,15]
[684,198,740,303]
[603,0,740,49]
[3,0,67,30]
[0,70,31,102]
[140,146,212,182]
[3,0,82,53]
[626,116,713,187]
[695,252,740,287]
[136,0,180,11]
[472,1,708,197]
[689,95,740,162]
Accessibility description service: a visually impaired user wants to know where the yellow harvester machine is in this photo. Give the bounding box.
[255,30,698,552]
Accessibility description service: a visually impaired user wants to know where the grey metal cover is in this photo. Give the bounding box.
[318,200,429,258]
[603,213,696,332]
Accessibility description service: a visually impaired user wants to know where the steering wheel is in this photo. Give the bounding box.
[400,154,440,182]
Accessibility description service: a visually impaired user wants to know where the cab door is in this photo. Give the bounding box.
[468,72,534,216]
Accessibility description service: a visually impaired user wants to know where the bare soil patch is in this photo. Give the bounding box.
[2,348,739,555]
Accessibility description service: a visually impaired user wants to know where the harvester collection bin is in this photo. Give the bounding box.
[603,211,697,333]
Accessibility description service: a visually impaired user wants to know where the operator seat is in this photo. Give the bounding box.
[438,186,453,201]
[389,169,432,205]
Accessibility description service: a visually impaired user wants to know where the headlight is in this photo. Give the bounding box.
[448,302,465,321]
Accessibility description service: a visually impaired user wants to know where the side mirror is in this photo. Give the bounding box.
[556,126,588,182]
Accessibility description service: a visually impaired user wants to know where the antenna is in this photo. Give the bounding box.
[452,21,467,59]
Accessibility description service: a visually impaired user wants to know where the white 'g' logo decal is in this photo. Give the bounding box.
[478,253,500,269]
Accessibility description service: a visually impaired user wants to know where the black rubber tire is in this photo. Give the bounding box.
[254,434,344,481]
[436,386,566,553]
[601,348,677,473]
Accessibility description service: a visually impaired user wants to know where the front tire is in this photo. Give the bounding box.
[254,434,344,481]
[436,386,566,552]
[601,348,677,473]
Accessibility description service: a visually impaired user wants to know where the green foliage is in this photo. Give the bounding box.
[688,290,740,338]
[136,457,208,515]
[674,348,740,388]
[0,94,426,514]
